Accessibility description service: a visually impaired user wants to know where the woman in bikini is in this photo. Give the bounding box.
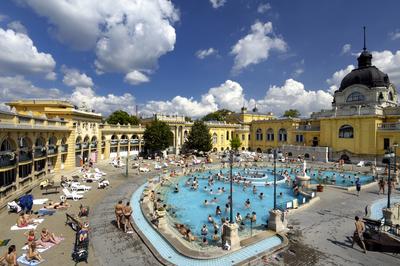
[40,228,60,244]
[27,242,42,262]
[17,213,36,228]
[115,200,124,229]
[0,245,19,266]
[123,202,133,233]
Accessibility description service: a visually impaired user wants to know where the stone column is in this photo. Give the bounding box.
[222,223,240,250]
[268,209,287,232]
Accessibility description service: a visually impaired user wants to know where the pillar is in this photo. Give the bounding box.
[222,223,240,250]
[268,209,287,232]
[15,148,20,189]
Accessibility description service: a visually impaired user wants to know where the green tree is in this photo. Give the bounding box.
[184,121,212,152]
[143,120,173,153]
[230,136,242,151]
[106,110,140,125]
[283,109,301,118]
[201,109,232,121]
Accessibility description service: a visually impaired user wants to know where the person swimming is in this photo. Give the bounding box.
[204,199,209,205]
[208,215,214,223]
[211,197,218,203]
[245,199,251,208]
[174,184,179,193]
[216,206,222,216]
[259,192,264,199]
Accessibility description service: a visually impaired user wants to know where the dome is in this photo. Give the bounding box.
[338,50,390,92]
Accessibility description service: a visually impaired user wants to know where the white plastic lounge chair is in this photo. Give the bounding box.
[95,168,107,175]
[357,161,365,167]
[62,188,83,201]
[70,182,91,191]
[139,167,150,172]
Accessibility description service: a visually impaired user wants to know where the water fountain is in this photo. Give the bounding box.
[296,160,311,187]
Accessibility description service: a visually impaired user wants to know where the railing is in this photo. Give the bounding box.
[60,144,68,153]
[0,153,17,168]
[377,123,400,130]
[110,140,119,146]
[296,125,320,131]
[120,139,129,145]
[34,147,46,158]
[19,151,32,162]
[47,145,58,155]
[82,142,89,149]
[90,142,97,149]
[75,143,82,150]
[130,139,139,144]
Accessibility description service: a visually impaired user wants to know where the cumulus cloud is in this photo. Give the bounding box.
[210,0,226,9]
[124,70,150,85]
[0,75,63,101]
[326,65,355,93]
[231,21,287,73]
[195,48,218,59]
[256,79,333,116]
[62,67,93,87]
[22,0,179,79]
[0,28,56,77]
[142,80,246,117]
[341,44,351,55]
[257,3,271,13]
[389,30,400,41]
[70,87,136,115]
[7,21,27,34]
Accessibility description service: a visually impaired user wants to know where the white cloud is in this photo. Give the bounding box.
[326,65,355,93]
[0,75,63,101]
[62,67,94,87]
[124,70,150,85]
[142,80,246,117]
[70,87,136,115]
[256,79,333,116]
[257,3,271,13]
[292,68,304,77]
[231,21,287,73]
[210,0,226,9]
[196,48,218,59]
[7,21,27,34]
[0,28,56,77]
[341,44,351,55]
[389,30,400,40]
[22,0,179,80]
[0,14,7,22]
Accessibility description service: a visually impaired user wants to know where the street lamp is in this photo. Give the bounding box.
[229,149,234,224]
[273,149,277,210]
[383,144,397,209]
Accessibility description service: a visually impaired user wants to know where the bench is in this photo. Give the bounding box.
[66,213,84,231]
[42,185,60,195]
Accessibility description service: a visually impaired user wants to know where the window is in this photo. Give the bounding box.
[346,92,365,102]
[278,128,287,142]
[296,134,304,143]
[384,138,390,150]
[256,128,263,141]
[389,91,394,101]
[212,133,218,144]
[241,134,245,141]
[226,131,229,140]
[248,134,250,141]
[220,135,224,144]
[266,128,274,141]
[338,125,354,138]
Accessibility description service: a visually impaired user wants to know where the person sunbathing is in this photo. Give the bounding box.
[78,223,89,243]
[17,213,37,228]
[27,242,42,262]
[23,230,44,248]
[0,244,19,266]
[40,228,61,245]
[44,200,70,210]
[175,224,188,235]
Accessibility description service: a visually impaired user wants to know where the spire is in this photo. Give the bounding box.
[363,26,366,51]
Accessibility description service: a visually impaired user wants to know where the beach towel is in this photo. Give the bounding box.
[33,199,48,205]
[22,238,64,253]
[0,239,10,246]
[10,219,44,231]
[37,209,56,217]
[17,254,44,265]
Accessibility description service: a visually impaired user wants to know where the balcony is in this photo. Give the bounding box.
[110,140,119,146]
[75,143,82,151]
[0,153,17,168]
[120,139,129,145]
[34,147,47,158]
[48,145,58,155]
[378,122,400,131]
[296,125,320,131]
[82,142,89,149]
[130,139,139,145]
[90,142,97,149]
[60,144,68,153]
[19,151,32,163]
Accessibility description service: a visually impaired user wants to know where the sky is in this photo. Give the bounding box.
[1,0,400,118]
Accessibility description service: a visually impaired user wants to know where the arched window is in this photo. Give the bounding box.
[48,136,57,146]
[35,137,45,147]
[212,133,218,144]
[256,128,263,141]
[1,138,14,151]
[226,131,229,140]
[278,128,287,142]
[339,125,354,138]
[389,91,394,101]
[346,92,365,102]
[266,128,274,141]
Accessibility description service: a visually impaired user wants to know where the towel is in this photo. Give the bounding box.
[0,239,10,246]
[33,199,48,205]
[10,219,44,231]
[17,254,44,265]
[22,237,64,253]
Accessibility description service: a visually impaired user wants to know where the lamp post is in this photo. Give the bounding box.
[383,145,397,209]
[126,155,129,177]
[229,149,234,224]
[273,149,277,210]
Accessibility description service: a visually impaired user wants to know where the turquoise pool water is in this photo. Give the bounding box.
[131,183,284,266]
[370,196,400,220]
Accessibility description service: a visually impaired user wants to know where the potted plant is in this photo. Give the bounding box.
[315,176,326,192]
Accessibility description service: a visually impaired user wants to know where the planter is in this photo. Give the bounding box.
[316,184,324,192]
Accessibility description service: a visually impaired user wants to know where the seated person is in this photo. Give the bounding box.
[17,213,37,228]
[0,245,18,266]
[27,242,43,262]
[201,237,208,246]
[185,229,196,242]
[212,230,220,242]
[40,228,61,244]
[78,223,89,243]
[175,224,188,236]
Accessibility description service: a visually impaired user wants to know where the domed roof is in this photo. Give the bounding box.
[338,65,390,92]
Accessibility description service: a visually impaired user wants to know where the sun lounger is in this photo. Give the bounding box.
[7,201,22,213]
[95,168,107,175]
[65,213,84,231]
[357,161,365,167]
[62,188,83,201]
[139,167,150,172]
[70,182,91,191]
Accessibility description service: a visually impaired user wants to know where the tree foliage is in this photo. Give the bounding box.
[283,109,301,118]
[201,109,232,121]
[184,121,212,152]
[230,136,242,151]
[143,120,173,153]
[106,110,140,125]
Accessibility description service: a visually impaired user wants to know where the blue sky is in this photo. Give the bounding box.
[0,0,400,117]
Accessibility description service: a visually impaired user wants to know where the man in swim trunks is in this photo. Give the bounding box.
[351,216,366,253]
[115,200,124,230]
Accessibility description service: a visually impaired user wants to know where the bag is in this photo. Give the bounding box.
[72,248,88,262]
